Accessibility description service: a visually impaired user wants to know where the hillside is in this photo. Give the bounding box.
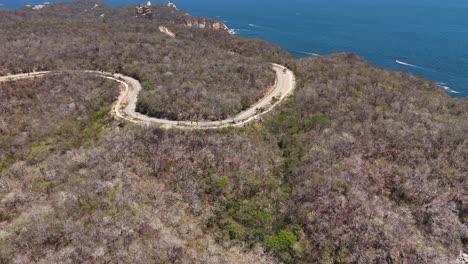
[0,0,287,121]
[0,1,466,263]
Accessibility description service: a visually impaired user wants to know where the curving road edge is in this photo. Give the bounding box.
[0,63,296,129]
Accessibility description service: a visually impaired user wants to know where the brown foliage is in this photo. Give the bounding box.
[0,0,281,121]
[0,2,466,264]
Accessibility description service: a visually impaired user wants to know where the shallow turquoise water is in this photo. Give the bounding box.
[2,0,467,98]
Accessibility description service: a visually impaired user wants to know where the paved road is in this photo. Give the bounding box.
[0,64,296,129]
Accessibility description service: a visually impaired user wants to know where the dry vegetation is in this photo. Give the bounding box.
[0,0,282,121]
[0,73,119,170]
[0,1,466,263]
[264,53,468,262]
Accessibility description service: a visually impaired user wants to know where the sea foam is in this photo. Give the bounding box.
[395,60,427,70]
[298,51,320,56]
[248,23,262,28]
[437,83,460,94]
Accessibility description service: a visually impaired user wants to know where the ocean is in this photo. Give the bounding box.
[2,0,467,98]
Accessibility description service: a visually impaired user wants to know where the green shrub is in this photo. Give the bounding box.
[230,200,272,229]
[226,221,246,240]
[108,187,122,200]
[0,209,18,222]
[0,157,15,173]
[264,230,302,263]
[81,109,108,145]
[399,198,416,209]
[321,241,348,264]
[106,207,118,216]
[241,95,252,110]
[222,199,273,243]
[305,114,331,131]
[216,177,228,188]
[28,143,51,161]
[33,180,52,194]
[143,80,154,91]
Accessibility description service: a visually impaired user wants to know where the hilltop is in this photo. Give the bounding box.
[0,1,466,263]
[0,0,288,121]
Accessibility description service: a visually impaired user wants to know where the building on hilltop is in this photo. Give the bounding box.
[167,1,178,10]
[136,1,152,18]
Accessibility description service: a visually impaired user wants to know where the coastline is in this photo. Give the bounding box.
[1,0,467,98]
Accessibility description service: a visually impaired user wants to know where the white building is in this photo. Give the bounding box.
[168,1,178,9]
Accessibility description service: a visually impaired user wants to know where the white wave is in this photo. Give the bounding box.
[438,84,460,94]
[228,28,252,35]
[297,51,320,56]
[395,60,427,70]
[248,23,262,28]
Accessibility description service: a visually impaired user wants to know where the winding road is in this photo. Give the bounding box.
[0,63,296,129]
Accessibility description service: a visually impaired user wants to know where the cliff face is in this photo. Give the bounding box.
[184,19,228,31]
[147,4,230,32]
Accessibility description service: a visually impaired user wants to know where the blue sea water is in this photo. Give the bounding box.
[2,0,468,98]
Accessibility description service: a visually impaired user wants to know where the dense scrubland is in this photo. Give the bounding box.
[0,1,466,263]
[0,0,282,121]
